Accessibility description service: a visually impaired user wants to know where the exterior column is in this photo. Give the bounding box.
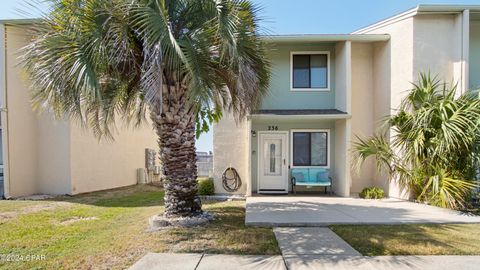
[0,24,10,199]
[461,9,470,94]
[246,117,252,196]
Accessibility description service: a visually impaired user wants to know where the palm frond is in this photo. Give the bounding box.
[22,0,271,139]
[353,72,480,209]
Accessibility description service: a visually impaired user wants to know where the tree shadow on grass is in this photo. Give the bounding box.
[42,184,240,209]
[164,204,280,255]
[331,223,480,256]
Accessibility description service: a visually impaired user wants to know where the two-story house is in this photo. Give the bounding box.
[213,4,480,198]
[1,4,479,199]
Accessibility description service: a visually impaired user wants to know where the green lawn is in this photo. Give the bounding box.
[331,224,480,256]
[0,185,279,270]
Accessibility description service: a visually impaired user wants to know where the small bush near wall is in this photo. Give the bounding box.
[359,187,385,199]
[198,178,215,195]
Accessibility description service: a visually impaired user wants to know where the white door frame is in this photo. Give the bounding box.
[257,131,289,194]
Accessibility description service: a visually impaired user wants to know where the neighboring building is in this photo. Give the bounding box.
[0,22,158,198]
[213,5,480,198]
[196,151,213,177]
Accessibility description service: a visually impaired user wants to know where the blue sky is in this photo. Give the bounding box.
[2,0,480,152]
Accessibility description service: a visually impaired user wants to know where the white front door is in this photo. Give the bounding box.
[258,132,288,193]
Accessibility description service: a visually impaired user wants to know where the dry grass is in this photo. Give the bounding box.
[0,185,279,269]
[331,224,480,256]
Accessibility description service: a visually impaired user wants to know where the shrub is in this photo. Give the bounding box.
[353,73,480,209]
[198,178,215,195]
[359,186,385,199]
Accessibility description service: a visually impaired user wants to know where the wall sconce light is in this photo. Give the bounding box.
[251,130,256,137]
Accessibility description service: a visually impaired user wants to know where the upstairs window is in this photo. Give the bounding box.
[291,52,329,91]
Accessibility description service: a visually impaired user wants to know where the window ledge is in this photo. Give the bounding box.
[290,166,330,169]
[290,88,330,92]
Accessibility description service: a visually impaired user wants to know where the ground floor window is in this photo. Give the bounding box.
[292,130,328,167]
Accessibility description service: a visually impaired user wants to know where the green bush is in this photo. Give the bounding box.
[197,178,215,195]
[359,186,385,199]
[353,73,480,209]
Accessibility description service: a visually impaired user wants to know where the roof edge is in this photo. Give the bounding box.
[417,4,480,13]
[0,18,40,25]
[352,6,418,34]
[261,34,390,43]
[353,4,480,34]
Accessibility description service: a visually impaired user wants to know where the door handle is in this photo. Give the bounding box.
[283,159,286,165]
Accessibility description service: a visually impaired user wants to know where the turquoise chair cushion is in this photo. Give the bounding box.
[317,171,330,184]
[291,169,307,183]
[308,168,326,183]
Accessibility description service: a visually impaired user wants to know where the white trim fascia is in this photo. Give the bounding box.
[353,5,480,34]
[262,34,390,43]
[290,129,331,169]
[353,6,419,34]
[417,4,480,13]
[0,18,40,24]
[249,114,352,120]
[257,131,289,193]
[290,51,331,92]
[0,24,10,199]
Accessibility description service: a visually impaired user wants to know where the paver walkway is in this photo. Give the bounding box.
[246,196,480,226]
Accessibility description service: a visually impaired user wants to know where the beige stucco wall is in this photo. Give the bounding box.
[5,26,74,197]
[36,112,72,195]
[362,17,415,198]
[334,41,351,113]
[3,25,158,197]
[350,43,375,193]
[413,14,462,87]
[371,41,391,192]
[4,26,39,197]
[212,113,248,195]
[360,12,468,198]
[69,122,157,195]
[333,119,350,196]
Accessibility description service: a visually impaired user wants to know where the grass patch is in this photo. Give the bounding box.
[0,185,279,269]
[331,224,480,256]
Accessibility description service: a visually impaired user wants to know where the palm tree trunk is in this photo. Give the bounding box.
[150,85,202,218]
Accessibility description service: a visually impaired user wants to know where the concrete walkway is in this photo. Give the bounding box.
[283,255,480,270]
[274,227,361,256]
[129,197,480,269]
[128,253,480,270]
[128,253,286,270]
[129,227,480,270]
[246,196,480,226]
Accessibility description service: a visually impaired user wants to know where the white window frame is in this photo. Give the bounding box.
[290,51,331,92]
[290,129,330,169]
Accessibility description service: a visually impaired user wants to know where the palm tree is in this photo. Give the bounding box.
[353,73,480,209]
[22,0,271,217]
